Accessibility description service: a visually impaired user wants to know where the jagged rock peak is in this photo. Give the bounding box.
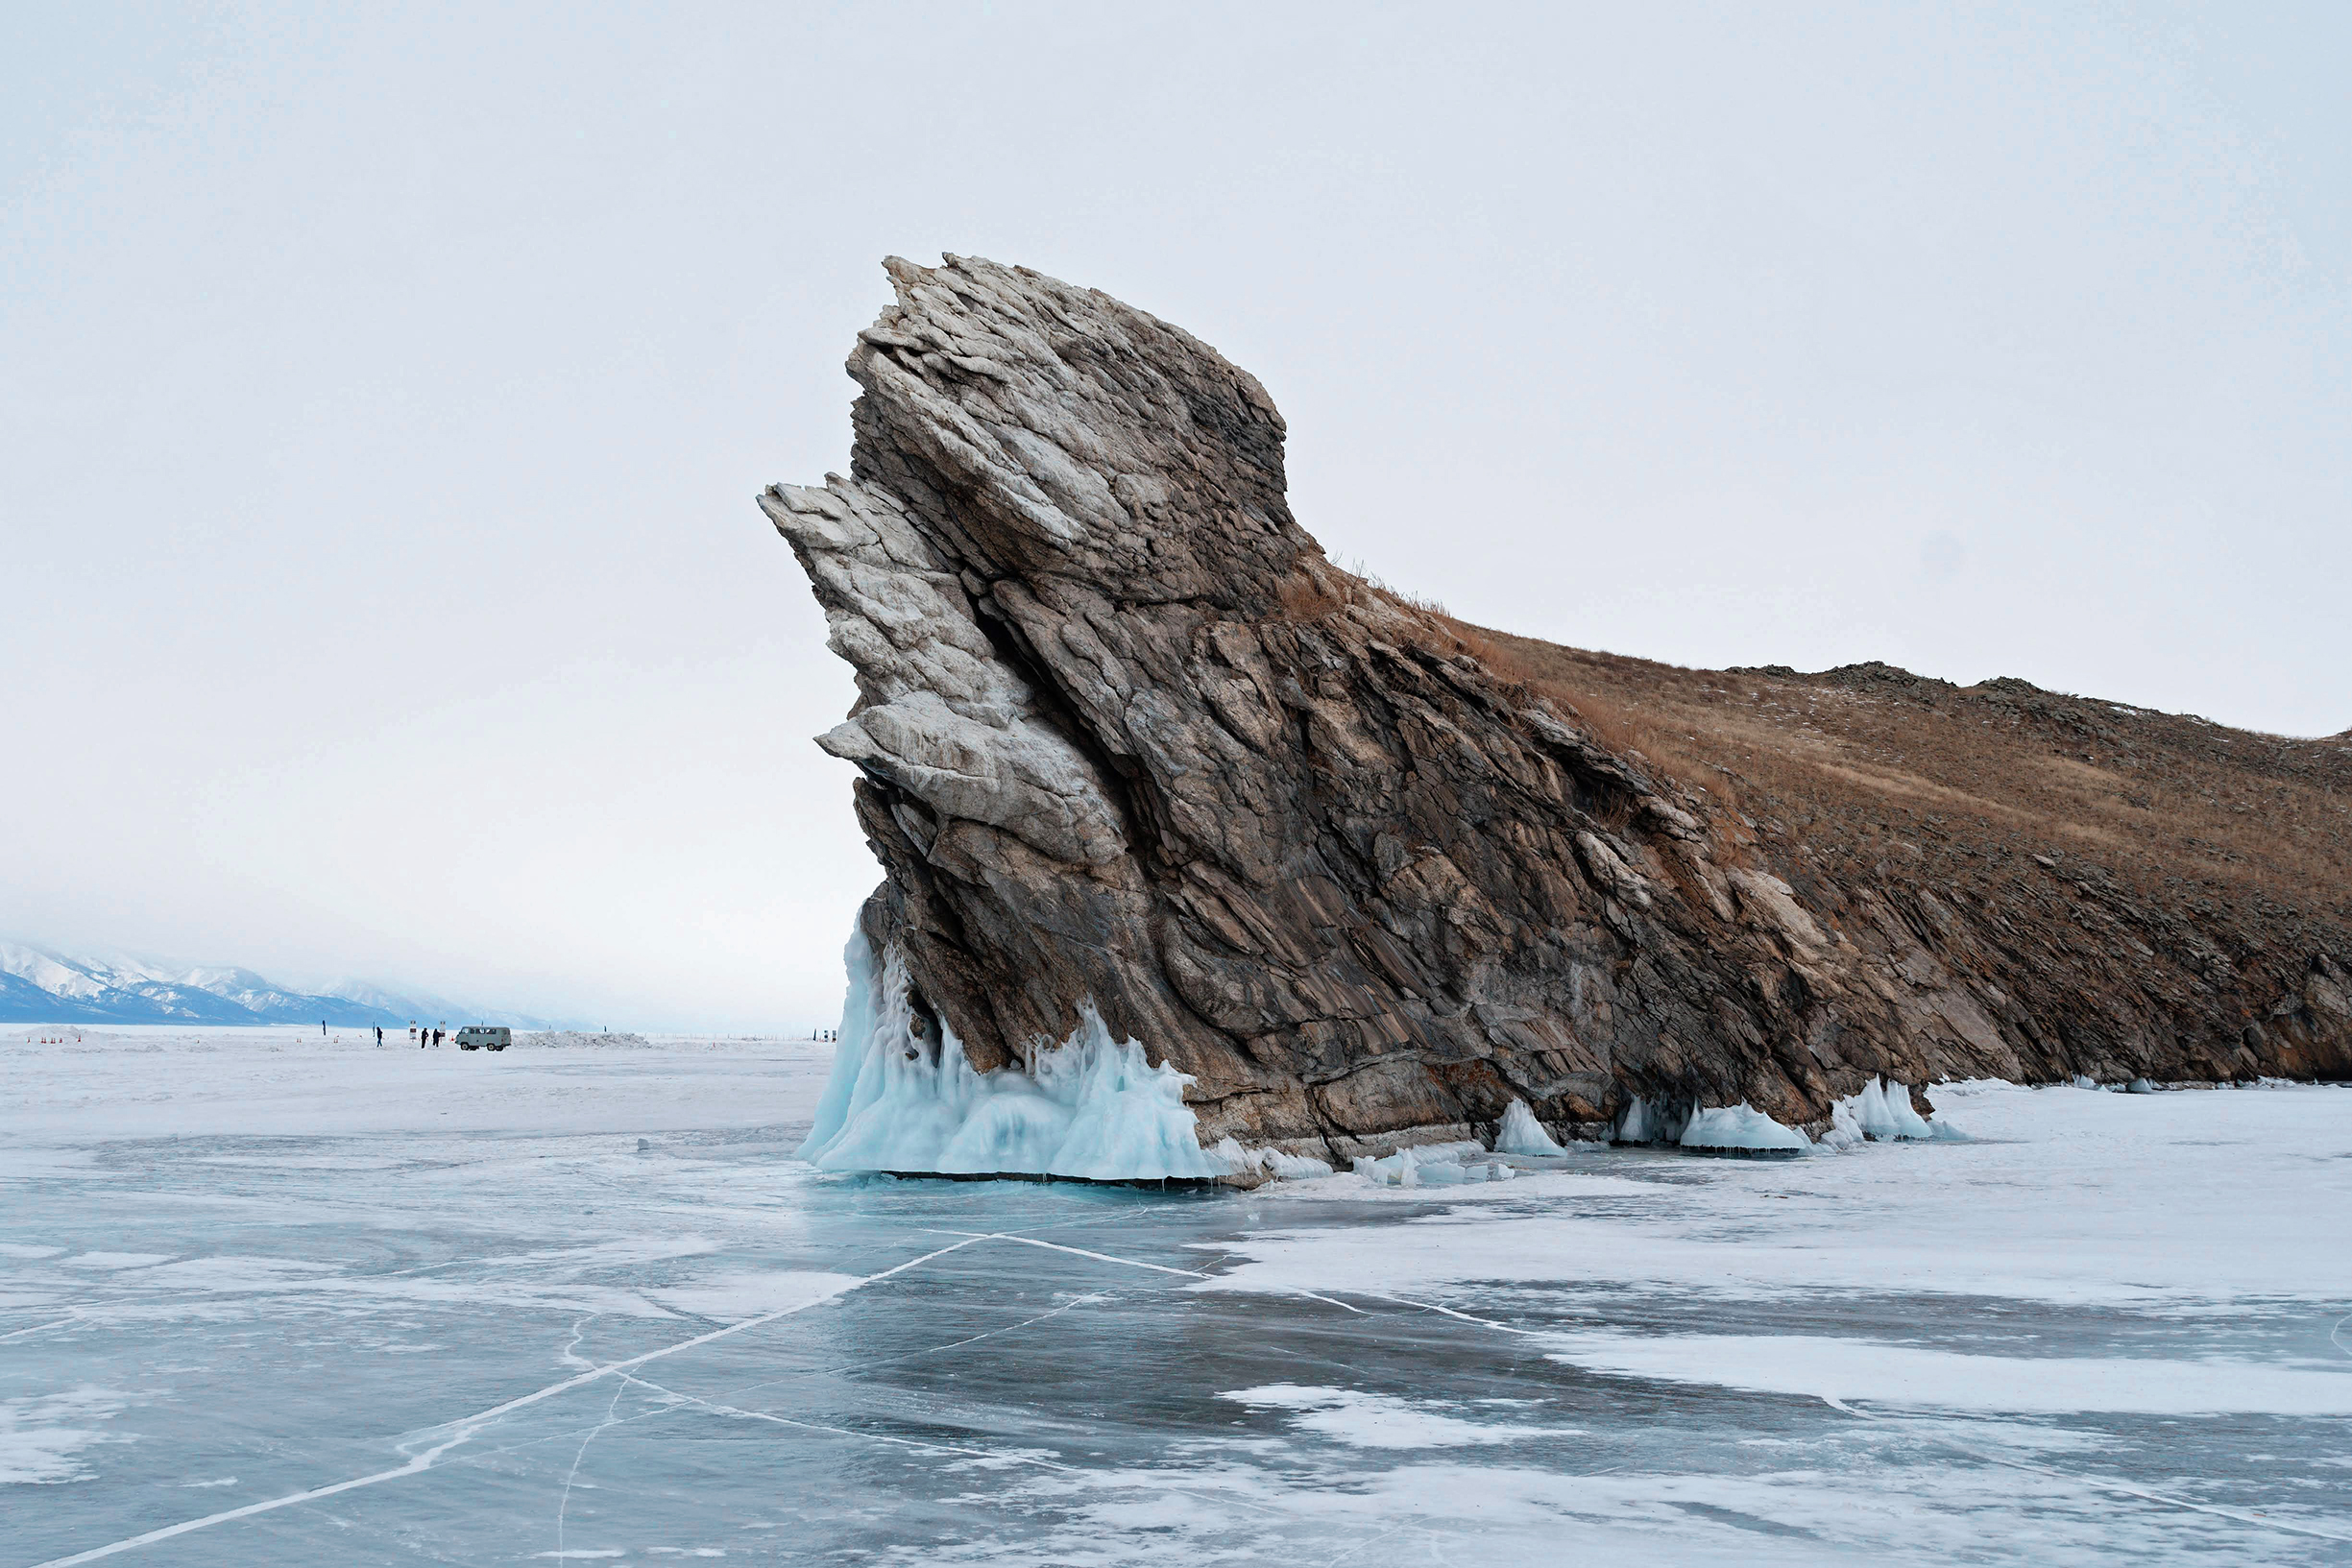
[840,254,1302,613]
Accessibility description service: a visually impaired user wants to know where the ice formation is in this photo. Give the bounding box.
[1208,1138,1336,1182]
[1818,1076,1967,1147]
[798,932,1224,1181]
[1356,1145,1515,1187]
[799,929,1974,1179]
[1678,1102,1809,1152]
[1850,1076,1933,1139]
[1495,1099,1567,1157]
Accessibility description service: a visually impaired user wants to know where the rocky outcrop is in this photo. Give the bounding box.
[764,255,2352,1156]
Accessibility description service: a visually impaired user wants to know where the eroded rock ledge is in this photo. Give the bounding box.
[764,255,2351,1157]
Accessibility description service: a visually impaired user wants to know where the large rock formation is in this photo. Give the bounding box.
[764,255,2352,1157]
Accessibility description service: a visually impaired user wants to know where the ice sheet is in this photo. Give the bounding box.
[1200,1082,2352,1305]
[9,1033,2350,1566]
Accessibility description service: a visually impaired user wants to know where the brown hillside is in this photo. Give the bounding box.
[1445,619,2352,1082]
[1460,631,2352,917]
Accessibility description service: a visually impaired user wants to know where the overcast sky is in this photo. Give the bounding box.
[6,3,2346,1028]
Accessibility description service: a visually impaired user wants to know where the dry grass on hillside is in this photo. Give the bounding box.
[1450,621,2352,921]
[1268,553,2349,921]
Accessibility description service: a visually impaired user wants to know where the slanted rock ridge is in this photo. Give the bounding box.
[764,254,2352,1161]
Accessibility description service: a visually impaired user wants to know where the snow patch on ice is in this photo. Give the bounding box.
[520,1030,652,1049]
[798,932,1222,1181]
[1543,1332,2352,1415]
[0,1387,133,1484]
[1221,1384,1564,1448]
[1494,1099,1566,1156]
[1679,1103,1808,1152]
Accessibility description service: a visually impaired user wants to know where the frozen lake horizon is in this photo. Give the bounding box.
[5,1029,2348,1565]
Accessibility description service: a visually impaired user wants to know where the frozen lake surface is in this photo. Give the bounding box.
[5,1029,2349,1565]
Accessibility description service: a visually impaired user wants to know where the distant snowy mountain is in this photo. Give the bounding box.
[0,942,555,1028]
[313,977,556,1031]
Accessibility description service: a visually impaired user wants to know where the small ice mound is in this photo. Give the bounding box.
[1494,1099,1567,1157]
[1208,1137,1335,1183]
[2125,1076,2157,1095]
[1356,1146,1515,1187]
[2071,1073,2099,1090]
[1679,1103,1808,1155]
[798,930,1223,1182]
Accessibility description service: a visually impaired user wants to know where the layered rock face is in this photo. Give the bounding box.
[764,255,2351,1156]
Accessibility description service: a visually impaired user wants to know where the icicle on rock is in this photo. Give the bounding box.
[1613,1096,1690,1145]
[799,929,1224,1181]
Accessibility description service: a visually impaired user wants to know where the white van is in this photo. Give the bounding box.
[454,1025,511,1052]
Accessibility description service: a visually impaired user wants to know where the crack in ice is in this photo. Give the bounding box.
[554,1380,625,1562]
[0,1316,80,1343]
[19,1236,987,1568]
